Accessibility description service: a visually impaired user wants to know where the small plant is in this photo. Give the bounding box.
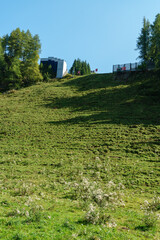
[6,202,44,223]
[66,178,125,225]
[62,73,72,79]
[143,211,158,228]
[85,203,100,224]
[12,182,35,196]
[85,203,110,225]
[63,219,75,230]
[141,196,160,229]
[11,233,24,240]
[150,196,160,211]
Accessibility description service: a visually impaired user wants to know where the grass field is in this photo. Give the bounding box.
[0,72,160,239]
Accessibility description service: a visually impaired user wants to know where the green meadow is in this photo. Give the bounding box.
[0,72,160,239]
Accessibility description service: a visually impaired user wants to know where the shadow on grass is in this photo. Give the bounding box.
[135,225,155,232]
[62,73,115,92]
[47,108,159,126]
[76,219,89,225]
[44,72,160,126]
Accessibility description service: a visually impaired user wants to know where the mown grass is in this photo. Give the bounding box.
[0,71,160,239]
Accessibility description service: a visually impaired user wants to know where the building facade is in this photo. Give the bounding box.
[40,57,67,78]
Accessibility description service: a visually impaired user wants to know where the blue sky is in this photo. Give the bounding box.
[0,0,160,73]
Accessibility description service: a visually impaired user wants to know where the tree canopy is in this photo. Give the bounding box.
[0,28,42,91]
[69,58,91,75]
[136,17,151,64]
[136,14,160,69]
[150,14,160,68]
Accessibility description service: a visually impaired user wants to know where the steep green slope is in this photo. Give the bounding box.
[0,72,160,239]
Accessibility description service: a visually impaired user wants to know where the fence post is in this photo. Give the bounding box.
[130,63,132,71]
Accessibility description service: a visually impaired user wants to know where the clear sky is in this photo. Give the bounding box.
[0,0,160,73]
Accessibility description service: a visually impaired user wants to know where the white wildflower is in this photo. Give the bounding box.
[107,181,116,188]
[85,204,99,224]
[144,200,149,205]
[93,189,103,203]
[16,209,20,215]
[25,211,29,217]
[118,183,125,189]
[72,233,78,238]
[107,221,117,228]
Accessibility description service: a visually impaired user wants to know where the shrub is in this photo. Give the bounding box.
[66,178,125,225]
[62,73,72,79]
[143,211,158,228]
[141,196,160,229]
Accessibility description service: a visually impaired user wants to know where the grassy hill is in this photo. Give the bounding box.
[0,71,160,239]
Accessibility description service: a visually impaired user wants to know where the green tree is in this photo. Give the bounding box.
[136,17,151,64]
[87,63,91,74]
[0,40,6,89]
[7,58,22,89]
[7,28,23,58]
[150,14,160,68]
[70,58,91,75]
[39,63,56,81]
[0,28,42,90]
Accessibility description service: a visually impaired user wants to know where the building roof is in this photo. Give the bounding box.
[41,57,65,63]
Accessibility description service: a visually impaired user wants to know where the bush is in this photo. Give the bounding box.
[62,73,72,79]
[66,178,125,225]
[141,196,160,229]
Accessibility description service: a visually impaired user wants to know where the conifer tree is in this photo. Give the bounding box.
[0,40,6,88]
[70,59,91,75]
[136,17,151,64]
[87,63,91,74]
[150,14,160,68]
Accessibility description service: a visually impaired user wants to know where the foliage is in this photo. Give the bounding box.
[136,13,160,69]
[62,73,72,79]
[39,63,56,82]
[0,28,42,91]
[0,41,7,90]
[150,14,160,68]
[69,58,91,75]
[136,17,151,65]
[66,177,125,224]
[141,196,160,229]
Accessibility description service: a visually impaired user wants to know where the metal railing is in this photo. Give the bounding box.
[113,62,141,73]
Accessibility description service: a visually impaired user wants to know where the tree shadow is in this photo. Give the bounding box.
[135,225,150,231]
[44,73,160,126]
[62,73,115,91]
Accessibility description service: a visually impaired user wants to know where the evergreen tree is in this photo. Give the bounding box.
[76,58,81,74]
[0,40,6,89]
[150,14,160,68]
[87,63,91,74]
[136,17,151,64]
[69,58,91,75]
